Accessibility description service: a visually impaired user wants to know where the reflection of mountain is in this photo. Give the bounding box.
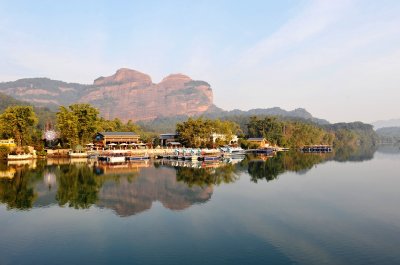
[96,166,213,217]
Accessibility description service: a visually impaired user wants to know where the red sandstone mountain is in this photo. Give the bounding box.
[82,68,213,121]
[0,68,214,122]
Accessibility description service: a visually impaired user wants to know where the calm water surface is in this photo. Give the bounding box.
[0,146,399,265]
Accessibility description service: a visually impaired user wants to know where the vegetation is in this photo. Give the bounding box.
[176,117,241,148]
[0,106,38,146]
[0,146,10,159]
[376,127,400,144]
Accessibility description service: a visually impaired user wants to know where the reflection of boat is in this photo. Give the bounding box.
[69,152,88,158]
[200,156,221,161]
[7,159,34,166]
[94,161,149,175]
[70,158,89,164]
[7,153,33,160]
[224,157,245,164]
[126,155,150,161]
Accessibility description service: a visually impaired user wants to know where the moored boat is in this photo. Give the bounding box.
[7,153,33,160]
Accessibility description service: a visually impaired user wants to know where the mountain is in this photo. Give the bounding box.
[376,127,400,143]
[0,92,29,112]
[0,68,328,125]
[372,119,400,129]
[0,91,56,128]
[0,68,213,122]
[0,78,87,109]
[206,107,329,125]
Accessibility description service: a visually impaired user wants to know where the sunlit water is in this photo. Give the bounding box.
[0,146,399,265]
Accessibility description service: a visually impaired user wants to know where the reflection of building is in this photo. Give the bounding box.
[247,138,270,148]
[94,132,140,148]
[0,168,16,179]
[94,161,149,176]
[44,172,57,186]
[160,133,180,147]
[0,138,16,148]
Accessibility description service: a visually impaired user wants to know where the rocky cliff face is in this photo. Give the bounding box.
[0,68,214,122]
[82,68,213,121]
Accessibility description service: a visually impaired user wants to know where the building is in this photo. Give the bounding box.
[160,133,180,147]
[94,132,140,149]
[247,138,270,148]
[0,138,16,148]
[211,133,238,145]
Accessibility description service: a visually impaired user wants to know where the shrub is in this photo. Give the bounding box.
[0,145,10,159]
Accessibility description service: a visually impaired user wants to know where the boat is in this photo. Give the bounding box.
[301,145,332,153]
[7,153,33,160]
[220,146,246,157]
[106,156,126,163]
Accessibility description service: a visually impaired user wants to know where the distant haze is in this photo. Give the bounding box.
[372,119,400,129]
[0,0,399,123]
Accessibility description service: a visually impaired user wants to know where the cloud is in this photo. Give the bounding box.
[239,0,354,67]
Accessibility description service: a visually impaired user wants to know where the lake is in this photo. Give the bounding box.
[0,145,399,265]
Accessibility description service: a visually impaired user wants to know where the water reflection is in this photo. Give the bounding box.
[0,145,381,215]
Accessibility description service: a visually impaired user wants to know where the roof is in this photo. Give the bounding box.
[98,132,137,136]
[247,138,266,141]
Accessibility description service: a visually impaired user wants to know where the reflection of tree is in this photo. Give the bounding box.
[245,145,377,183]
[246,152,329,183]
[333,145,376,162]
[176,163,238,187]
[56,164,102,209]
[0,166,37,209]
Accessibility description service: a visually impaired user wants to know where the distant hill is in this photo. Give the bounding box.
[0,68,332,125]
[138,107,330,133]
[0,68,214,122]
[0,91,55,128]
[376,127,400,143]
[372,119,400,129]
[206,107,329,125]
[0,92,29,112]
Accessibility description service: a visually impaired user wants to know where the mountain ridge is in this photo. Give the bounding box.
[0,68,327,124]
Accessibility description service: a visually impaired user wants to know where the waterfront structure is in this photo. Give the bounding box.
[247,138,271,148]
[0,139,16,148]
[160,133,179,147]
[94,132,140,149]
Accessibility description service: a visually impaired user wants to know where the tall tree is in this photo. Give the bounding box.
[56,106,79,148]
[56,104,99,147]
[0,106,38,146]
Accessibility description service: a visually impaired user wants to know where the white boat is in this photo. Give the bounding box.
[7,153,33,160]
[106,156,126,163]
[221,146,246,157]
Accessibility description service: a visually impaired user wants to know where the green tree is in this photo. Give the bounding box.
[0,106,38,146]
[56,106,79,148]
[56,104,100,147]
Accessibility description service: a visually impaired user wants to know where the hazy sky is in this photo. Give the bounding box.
[0,0,399,123]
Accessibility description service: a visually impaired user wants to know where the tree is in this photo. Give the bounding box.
[0,106,38,146]
[176,117,240,148]
[56,104,99,147]
[56,106,79,148]
[69,104,99,145]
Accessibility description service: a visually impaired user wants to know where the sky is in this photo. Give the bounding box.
[0,0,399,123]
